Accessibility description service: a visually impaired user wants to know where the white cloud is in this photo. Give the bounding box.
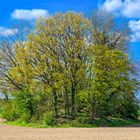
[0,26,18,37]
[102,0,140,18]
[102,0,123,13]
[11,9,49,20]
[129,20,140,42]
[122,0,140,18]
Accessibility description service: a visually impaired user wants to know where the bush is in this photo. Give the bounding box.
[42,111,55,125]
[1,101,18,121]
[13,91,36,122]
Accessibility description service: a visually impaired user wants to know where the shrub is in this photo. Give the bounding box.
[42,111,55,125]
[1,101,18,121]
[13,91,36,122]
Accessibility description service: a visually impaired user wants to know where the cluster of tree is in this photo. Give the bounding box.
[0,11,139,124]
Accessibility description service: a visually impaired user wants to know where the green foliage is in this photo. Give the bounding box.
[87,45,139,119]
[0,11,139,126]
[2,117,140,128]
[42,111,55,126]
[13,91,35,122]
[1,101,18,121]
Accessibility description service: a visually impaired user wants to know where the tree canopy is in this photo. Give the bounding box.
[0,11,139,125]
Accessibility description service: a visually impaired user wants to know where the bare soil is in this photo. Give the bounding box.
[0,124,140,140]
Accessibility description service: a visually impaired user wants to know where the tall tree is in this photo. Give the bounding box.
[27,12,91,118]
[88,45,139,119]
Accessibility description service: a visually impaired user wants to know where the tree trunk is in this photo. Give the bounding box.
[53,90,59,118]
[71,84,76,118]
[64,87,70,118]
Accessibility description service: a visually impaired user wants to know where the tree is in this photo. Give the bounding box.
[88,45,139,119]
[88,10,130,50]
[0,11,139,124]
[0,22,37,122]
[27,12,91,118]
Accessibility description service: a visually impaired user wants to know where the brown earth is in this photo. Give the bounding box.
[0,124,140,140]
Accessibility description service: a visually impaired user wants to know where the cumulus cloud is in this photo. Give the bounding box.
[102,0,123,13]
[102,0,140,18]
[122,0,140,18]
[0,26,18,37]
[11,9,49,20]
[129,20,140,42]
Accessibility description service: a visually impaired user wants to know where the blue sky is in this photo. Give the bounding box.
[0,0,99,26]
[0,0,140,62]
[0,0,140,98]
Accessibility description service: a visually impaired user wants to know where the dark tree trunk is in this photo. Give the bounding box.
[53,90,59,118]
[71,84,76,118]
[64,87,70,118]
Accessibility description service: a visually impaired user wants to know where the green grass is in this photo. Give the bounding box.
[1,117,140,128]
[0,107,2,118]
[1,121,50,128]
